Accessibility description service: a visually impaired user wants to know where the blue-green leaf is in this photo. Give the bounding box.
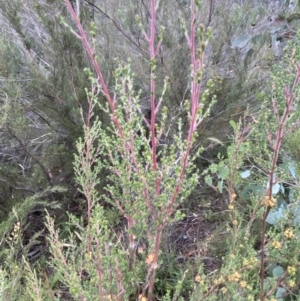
[276,287,286,300]
[231,34,251,48]
[289,161,296,179]
[241,184,264,200]
[266,207,284,225]
[240,170,251,179]
[217,180,223,193]
[244,48,256,68]
[277,199,288,209]
[272,183,280,195]
[270,25,286,34]
[272,265,284,279]
[293,203,300,226]
[289,188,294,202]
[252,34,265,48]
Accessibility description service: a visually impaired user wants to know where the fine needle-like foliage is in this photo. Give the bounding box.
[1,1,300,301]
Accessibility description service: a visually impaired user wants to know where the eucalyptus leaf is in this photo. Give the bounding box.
[240,170,251,179]
[244,48,255,68]
[293,203,300,226]
[276,286,286,300]
[289,161,296,179]
[272,183,280,195]
[263,277,272,291]
[217,180,223,193]
[252,34,265,48]
[266,207,284,225]
[231,34,251,48]
[289,188,294,202]
[277,199,287,209]
[267,263,278,276]
[272,265,284,279]
[241,184,264,200]
[270,25,286,34]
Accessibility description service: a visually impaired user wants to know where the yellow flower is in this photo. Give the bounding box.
[232,220,238,226]
[240,280,247,288]
[213,277,224,285]
[243,259,249,267]
[230,193,236,201]
[250,257,258,266]
[270,240,282,249]
[284,228,295,239]
[145,254,154,265]
[228,271,241,282]
[195,275,201,283]
[228,204,234,210]
[263,196,276,207]
[287,280,295,287]
[287,266,296,275]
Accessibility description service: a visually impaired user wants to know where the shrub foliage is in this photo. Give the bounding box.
[0,0,300,300]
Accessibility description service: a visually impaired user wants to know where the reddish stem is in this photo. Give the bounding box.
[260,64,300,301]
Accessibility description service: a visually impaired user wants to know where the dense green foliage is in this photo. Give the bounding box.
[0,0,300,300]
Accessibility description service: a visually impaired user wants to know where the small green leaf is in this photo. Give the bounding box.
[217,166,229,179]
[229,120,236,130]
[217,180,223,193]
[205,175,212,187]
[231,34,251,48]
[256,92,265,101]
[240,170,251,179]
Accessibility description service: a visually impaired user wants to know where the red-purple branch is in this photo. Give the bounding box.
[65,0,124,140]
[166,0,205,219]
[260,63,300,301]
